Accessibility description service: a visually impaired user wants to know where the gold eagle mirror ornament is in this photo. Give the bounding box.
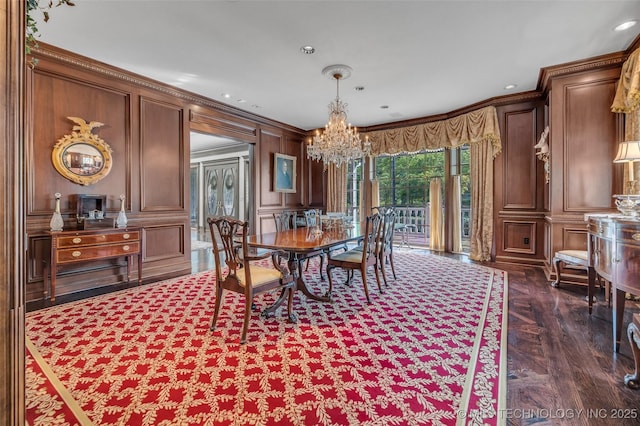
[52,117,113,186]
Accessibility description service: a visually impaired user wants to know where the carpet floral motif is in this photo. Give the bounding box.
[26,253,506,425]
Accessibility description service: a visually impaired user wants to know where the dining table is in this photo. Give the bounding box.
[248,223,364,314]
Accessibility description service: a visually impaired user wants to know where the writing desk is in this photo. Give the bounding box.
[248,225,363,311]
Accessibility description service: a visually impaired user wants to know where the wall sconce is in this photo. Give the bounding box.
[534,126,550,183]
[613,140,640,195]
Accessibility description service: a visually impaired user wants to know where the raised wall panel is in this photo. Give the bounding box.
[564,80,618,211]
[143,224,186,261]
[258,131,282,208]
[140,98,185,211]
[561,226,588,250]
[503,109,537,209]
[502,220,536,255]
[29,70,131,215]
[308,156,326,208]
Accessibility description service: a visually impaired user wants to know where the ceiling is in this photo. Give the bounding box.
[34,1,639,136]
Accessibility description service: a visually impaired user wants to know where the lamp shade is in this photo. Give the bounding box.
[613,141,640,162]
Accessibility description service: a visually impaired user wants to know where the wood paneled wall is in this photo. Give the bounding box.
[494,100,547,265]
[25,44,311,304]
[493,56,626,281]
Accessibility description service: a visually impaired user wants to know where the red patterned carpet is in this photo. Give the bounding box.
[26,252,507,425]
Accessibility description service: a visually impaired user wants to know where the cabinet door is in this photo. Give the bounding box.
[594,236,614,281]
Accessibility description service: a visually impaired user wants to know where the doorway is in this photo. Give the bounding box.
[189,131,251,248]
[371,146,471,253]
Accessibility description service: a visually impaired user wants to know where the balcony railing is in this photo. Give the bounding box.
[350,205,471,247]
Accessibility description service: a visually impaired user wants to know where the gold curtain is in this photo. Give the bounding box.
[364,106,502,158]
[429,177,444,251]
[371,179,380,208]
[611,47,640,192]
[469,141,494,261]
[452,175,463,253]
[326,163,347,213]
[611,47,640,114]
[364,105,501,260]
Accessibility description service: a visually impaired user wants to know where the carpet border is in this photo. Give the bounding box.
[26,336,95,426]
[456,268,508,426]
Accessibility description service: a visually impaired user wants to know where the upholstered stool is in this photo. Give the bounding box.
[551,250,589,288]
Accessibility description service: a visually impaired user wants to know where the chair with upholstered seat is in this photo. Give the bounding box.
[208,216,296,344]
[326,213,384,303]
[551,249,589,288]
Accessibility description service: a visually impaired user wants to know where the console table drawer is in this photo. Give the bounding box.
[56,241,141,264]
[57,231,140,248]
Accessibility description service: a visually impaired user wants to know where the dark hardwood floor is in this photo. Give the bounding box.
[191,242,640,425]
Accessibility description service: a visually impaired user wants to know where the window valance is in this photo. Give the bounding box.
[363,105,502,158]
[611,47,640,113]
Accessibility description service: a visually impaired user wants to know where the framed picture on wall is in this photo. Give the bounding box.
[274,153,296,193]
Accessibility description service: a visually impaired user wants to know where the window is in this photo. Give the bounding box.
[345,158,364,221]
[375,150,445,207]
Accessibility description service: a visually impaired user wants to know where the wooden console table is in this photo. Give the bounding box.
[587,215,640,352]
[45,227,143,303]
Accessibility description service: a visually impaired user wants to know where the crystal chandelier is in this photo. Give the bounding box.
[307,65,371,167]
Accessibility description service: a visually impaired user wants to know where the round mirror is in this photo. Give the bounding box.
[52,117,113,186]
[62,143,105,176]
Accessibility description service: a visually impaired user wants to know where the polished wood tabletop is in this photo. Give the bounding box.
[247,223,363,305]
[248,224,362,254]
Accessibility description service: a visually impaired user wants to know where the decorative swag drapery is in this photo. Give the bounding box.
[363,105,502,261]
[364,105,502,158]
[611,47,640,188]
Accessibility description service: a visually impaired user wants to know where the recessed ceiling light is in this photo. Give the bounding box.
[237,99,246,103]
[354,86,365,92]
[504,84,517,90]
[380,105,389,109]
[615,20,637,31]
[300,45,315,54]
[221,93,231,99]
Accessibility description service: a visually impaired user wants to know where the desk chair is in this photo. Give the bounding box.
[208,216,296,344]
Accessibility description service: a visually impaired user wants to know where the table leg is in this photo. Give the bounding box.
[613,288,626,353]
[261,288,289,318]
[289,253,331,303]
[587,266,595,315]
[624,318,640,389]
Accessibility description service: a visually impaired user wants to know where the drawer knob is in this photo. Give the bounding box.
[123,233,130,239]
[72,250,82,257]
[123,245,130,251]
[632,233,640,241]
[72,237,82,244]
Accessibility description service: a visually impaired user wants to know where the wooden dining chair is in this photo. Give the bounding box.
[273,210,297,232]
[297,209,327,277]
[326,213,384,303]
[379,208,397,285]
[207,216,296,344]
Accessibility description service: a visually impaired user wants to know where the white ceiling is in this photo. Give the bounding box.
[34,0,639,133]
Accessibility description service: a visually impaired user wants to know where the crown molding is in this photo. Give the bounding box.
[537,51,626,94]
[30,42,306,137]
